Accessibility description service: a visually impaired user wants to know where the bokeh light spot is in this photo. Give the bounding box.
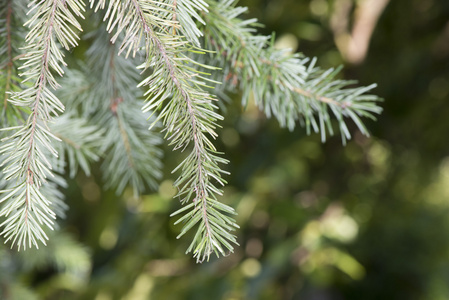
[241,258,262,278]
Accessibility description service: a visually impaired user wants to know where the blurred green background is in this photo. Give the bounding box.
[2,0,449,299]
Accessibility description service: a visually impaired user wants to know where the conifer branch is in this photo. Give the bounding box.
[93,29,163,196]
[0,0,84,250]
[93,0,238,262]
[0,0,383,260]
[58,26,163,195]
[201,0,382,143]
[101,100,163,195]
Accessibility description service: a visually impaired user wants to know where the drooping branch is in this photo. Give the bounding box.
[91,0,238,262]
[0,0,84,250]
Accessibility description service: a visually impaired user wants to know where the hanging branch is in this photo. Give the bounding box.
[90,0,238,262]
[0,0,84,250]
[57,25,164,196]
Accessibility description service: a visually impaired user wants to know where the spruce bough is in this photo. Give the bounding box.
[0,0,382,262]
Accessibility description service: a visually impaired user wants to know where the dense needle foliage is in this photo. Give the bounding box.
[0,0,381,263]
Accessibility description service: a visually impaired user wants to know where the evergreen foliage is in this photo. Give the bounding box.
[0,0,381,262]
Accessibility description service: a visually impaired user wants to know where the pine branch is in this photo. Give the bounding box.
[201,0,382,143]
[92,0,238,262]
[0,0,84,250]
[100,103,164,195]
[89,28,164,195]
[0,0,383,260]
[58,26,163,196]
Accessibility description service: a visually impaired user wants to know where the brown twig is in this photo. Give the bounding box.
[331,0,390,64]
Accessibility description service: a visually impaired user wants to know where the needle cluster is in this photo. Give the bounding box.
[0,0,381,261]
